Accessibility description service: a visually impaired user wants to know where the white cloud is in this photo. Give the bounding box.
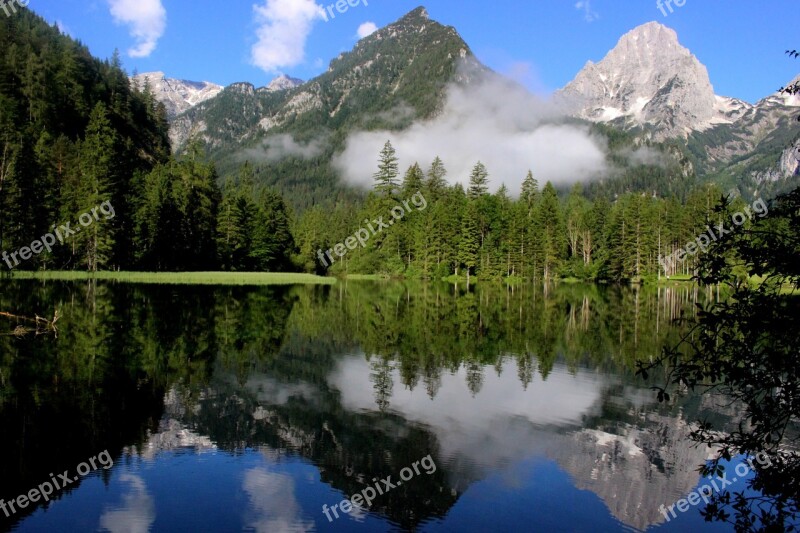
[241,134,327,163]
[243,468,314,532]
[107,0,166,58]
[251,0,326,73]
[329,355,609,471]
[332,68,609,194]
[575,0,599,22]
[356,21,378,39]
[99,474,156,533]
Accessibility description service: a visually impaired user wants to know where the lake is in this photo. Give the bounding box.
[0,280,742,532]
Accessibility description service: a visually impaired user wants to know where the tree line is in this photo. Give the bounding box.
[295,141,748,283]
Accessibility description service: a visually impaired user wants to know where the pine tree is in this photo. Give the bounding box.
[538,182,566,280]
[374,140,399,197]
[520,170,539,208]
[401,163,424,195]
[467,161,489,199]
[426,156,447,199]
[251,188,295,271]
[458,201,480,284]
[75,103,117,271]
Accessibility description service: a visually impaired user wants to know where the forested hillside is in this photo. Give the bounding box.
[170,7,487,212]
[0,8,294,273]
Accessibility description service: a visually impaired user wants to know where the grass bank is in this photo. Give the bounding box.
[8,271,336,286]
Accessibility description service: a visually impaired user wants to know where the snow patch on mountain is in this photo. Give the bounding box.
[559,22,744,138]
[130,71,223,119]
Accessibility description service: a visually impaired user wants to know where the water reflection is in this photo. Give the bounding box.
[99,475,155,533]
[0,280,730,532]
[242,467,313,533]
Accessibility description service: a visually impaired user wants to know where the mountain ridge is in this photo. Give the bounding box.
[153,9,798,204]
[130,71,224,120]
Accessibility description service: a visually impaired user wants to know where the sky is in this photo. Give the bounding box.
[32,0,797,104]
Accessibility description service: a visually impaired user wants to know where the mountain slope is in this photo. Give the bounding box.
[130,72,224,120]
[263,74,304,92]
[171,7,484,152]
[559,22,746,140]
[560,21,800,199]
[688,80,800,198]
[169,6,487,209]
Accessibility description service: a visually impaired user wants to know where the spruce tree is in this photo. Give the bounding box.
[458,201,480,283]
[374,141,399,197]
[520,170,539,209]
[538,182,566,280]
[76,103,117,271]
[426,156,447,198]
[467,161,489,199]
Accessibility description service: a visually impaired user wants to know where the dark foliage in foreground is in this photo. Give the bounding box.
[638,187,800,531]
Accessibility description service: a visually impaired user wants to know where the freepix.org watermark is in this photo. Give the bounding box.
[659,452,773,522]
[656,0,687,17]
[322,454,437,523]
[658,198,768,275]
[317,191,427,268]
[1,450,114,518]
[0,0,29,17]
[320,0,367,22]
[1,200,115,270]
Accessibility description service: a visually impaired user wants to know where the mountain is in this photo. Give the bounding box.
[164,11,797,207]
[560,21,800,198]
[169,6,486,209]
[0,7,172,271]
[685,76,800,197]
[262,74,304,93]
[130,71,224,120]
[559,22,749,140]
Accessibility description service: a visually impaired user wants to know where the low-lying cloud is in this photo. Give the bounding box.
[241,134,327,163]
[332,71,609,195]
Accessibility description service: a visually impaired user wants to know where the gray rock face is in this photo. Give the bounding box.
[261,74,304,93]
[559,22,735,139]
[129,71,224,120]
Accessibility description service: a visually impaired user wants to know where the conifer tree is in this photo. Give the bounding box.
[402,163,424,195]
[426,156,447,199]
[458,201,480,283]
[374,141,400,197]
[75,103,117,271]
[538,182,566,280]
[467,161,489,199]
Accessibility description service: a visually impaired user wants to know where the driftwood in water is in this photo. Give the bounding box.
[0,310,60,337]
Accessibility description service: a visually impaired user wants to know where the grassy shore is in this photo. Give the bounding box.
[8,271,336,286]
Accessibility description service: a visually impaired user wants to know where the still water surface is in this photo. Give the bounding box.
[0,280,740,532]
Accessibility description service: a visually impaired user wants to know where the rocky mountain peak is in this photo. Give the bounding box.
[262,74,304,93]
[559,21,725,139]
[129,71,223,120]
[402,6,430,22]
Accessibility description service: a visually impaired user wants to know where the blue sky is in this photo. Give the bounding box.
[34,0,797,103]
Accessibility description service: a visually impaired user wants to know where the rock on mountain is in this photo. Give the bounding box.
[690,75,800,198]
[130,71,224,120]
[559,22,748,140]
[261,74,304,93]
